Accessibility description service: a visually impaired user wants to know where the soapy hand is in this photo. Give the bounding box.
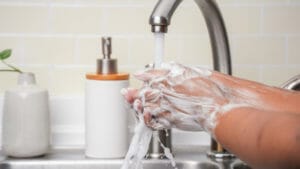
[122,62,244,133]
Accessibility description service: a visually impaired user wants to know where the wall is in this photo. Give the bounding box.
[0,0,299,148]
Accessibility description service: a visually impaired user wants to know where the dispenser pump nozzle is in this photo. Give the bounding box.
[97,37,118,74]
[102,37,112,59]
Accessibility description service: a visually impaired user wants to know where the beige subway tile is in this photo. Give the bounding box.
[129,37,180,68]
[168,5,207,34]
[76,0,129,4]
[231,0,288,3]
[129,37,180,67]
[51,0,128,5]
[0,37,22,63]
[21,66,51,90]
[0,66,50,94]
[50,67,90,95]
[0,72,19,94]
[232,66,260,82]
[264,6,300,34]
[261,66,300,87]
[130,0,232,5]
[120,67,142,89]
[103,7,152,34]
[128,0,157,5]
[23,37,75,65]
[0,65,49,93]
[290,0,300,3]
[222,6,261,34]
[0,6,48,33]
[233,37,285,64]
[76,38,100,66]
[178,37,212,65]
[288,37,300,64]
[129,38,154,67]
[50,6,103,34]
[216,0,237,4]
[50,0,77,3]
[76,37,129,66]
[158,3,260,35]
[0,0,50,3]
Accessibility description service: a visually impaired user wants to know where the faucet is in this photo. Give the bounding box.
[281,75,300,91]
[148,0,233,159]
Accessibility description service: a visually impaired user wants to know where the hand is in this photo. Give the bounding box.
[122,62,241,133]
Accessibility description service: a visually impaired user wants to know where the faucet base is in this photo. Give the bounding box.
[146,153,168,159]
[207,151,235,159]
[147,130,172,159]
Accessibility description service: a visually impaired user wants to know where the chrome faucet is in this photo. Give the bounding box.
[282,75,300,90]
[149,0,233,158]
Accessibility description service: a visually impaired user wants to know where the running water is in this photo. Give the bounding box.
[121,33,177,169]
[154,33,165,68]
[153,32,177,168]
[120,114,153,169]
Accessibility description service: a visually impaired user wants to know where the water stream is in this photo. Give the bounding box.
[154,33,165,68]
[121,33,177,169]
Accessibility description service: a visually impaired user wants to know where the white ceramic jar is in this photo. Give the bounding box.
[2,72,50,157]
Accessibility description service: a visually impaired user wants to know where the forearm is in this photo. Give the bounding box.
[211,72,300,114]
[214,107,300,169]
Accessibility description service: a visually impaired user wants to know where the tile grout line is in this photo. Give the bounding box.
[284,36,289,65]
[259,4,265,36]
[2,33,300,38]
[258,64,263,82]
[126,37,131,66]
[73,37,80,65]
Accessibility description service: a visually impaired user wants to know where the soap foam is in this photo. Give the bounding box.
[130,62,257,134]
[121,114,153,169]
[121,114,178,169]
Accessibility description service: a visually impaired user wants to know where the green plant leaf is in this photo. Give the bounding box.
[0,49,12,60]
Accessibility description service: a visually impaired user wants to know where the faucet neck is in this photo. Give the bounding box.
[149,0,233,158]
[149,0,232,74]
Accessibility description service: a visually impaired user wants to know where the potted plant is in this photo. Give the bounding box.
[0,49,22,73]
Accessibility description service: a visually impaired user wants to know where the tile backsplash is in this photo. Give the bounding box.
[0,0,299,148]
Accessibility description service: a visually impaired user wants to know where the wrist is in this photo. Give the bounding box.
[210,71,280,111]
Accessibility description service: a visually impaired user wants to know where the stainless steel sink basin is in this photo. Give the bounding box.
[0,146,251,169]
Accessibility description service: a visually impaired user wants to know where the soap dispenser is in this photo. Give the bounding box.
[85,37,129,158]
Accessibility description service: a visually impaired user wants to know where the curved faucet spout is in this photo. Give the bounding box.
[149,0,232,74]
[149,0,233,158]
[150,0,182,33]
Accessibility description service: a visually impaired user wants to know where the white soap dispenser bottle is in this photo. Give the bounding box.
[85,37,129,158]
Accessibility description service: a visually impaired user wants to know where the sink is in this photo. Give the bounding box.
[232,163,252,169]
[0,146,252,169]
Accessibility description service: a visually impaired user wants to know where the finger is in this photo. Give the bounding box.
[133,99,143,113]
[143,112,152,126]
[134,69,168,82]
[121,88,139,104]
[143,106,171,129]
[144,111,172,130]
[137,87,162,104]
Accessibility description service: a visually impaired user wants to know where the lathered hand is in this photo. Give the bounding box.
[122,62,246,133]
[123,62,300,169]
